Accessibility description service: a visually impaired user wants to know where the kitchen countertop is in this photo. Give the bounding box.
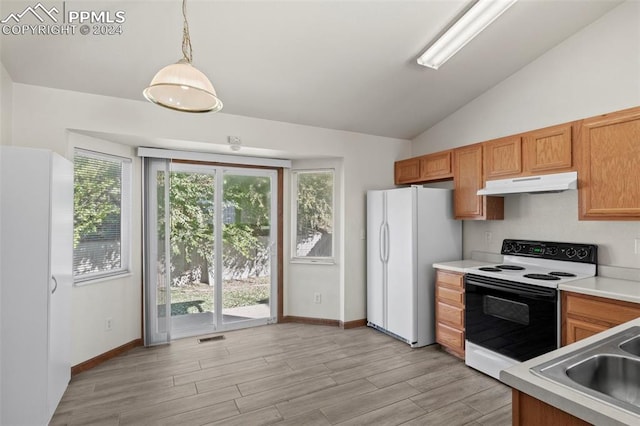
[560,276,640,304]
[501,317,640,426]
[432,260,492,273]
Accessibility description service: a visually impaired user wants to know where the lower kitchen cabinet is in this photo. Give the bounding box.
[435,270,465,358]
[512,390,590,426]
[562,291,640,345]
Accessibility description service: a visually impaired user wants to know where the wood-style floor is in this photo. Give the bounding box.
[51,323,511,425]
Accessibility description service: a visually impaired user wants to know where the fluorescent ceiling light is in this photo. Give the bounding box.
[417,0,518,70]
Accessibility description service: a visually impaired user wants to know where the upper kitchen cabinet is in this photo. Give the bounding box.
[484,135,522,180]
[483,124,574,181]
[578,106,640,220]
[394,150,453,185]
[394,157,421,184]
[454,144,504,220]
[419,150,453,181]
[523,123,574,174]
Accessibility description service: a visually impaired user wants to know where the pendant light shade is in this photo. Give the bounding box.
[144,59,223,112]
[144,0,223,113]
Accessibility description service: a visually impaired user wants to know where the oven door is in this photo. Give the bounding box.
[465,274,558,362]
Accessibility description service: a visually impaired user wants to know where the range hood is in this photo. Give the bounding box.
[477,171,577,196]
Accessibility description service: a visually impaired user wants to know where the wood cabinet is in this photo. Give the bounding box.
[1,147,73,425]
[562,291,640,345]
[523,123,573,174]
[394,150,453,184]
[453,144,504,220]
[435,270,465,358]
[394,157,421,184]
[484,136,522,180]
[512,390,590,426]
[578,106,640,220]
[483,123,574,180]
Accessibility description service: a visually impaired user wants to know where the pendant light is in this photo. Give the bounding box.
[143,0,223,113]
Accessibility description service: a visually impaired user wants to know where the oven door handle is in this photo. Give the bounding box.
[465,278,556,300]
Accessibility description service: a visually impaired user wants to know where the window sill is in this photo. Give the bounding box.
[74,271,133,286]
[290,258,336,265]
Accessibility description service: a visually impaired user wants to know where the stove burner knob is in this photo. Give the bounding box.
[577,248,589,259]
[514,243,523,253]
[566,247,577,258]
[546,247,558,256]
[504,242,514,253]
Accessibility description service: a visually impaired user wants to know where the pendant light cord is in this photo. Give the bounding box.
[181,0,193,63]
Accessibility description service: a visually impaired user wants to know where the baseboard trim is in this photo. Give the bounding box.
[280,316,367,329]
[71,338,143,376]
[281,315,340,327]
[340,319,367,329]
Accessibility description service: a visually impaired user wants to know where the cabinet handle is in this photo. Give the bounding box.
[51,276,58,294]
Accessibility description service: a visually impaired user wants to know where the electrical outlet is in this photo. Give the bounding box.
[485,232,492,243]
[314,292,321,304]
[105,318,113,331]
[635,238,640,255]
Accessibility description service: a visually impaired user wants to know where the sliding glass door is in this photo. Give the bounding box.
[144,160,277,345]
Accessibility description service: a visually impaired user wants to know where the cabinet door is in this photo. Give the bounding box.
[579,106,640,219]
[484,136,522,180]
[394,158,421,184]
[564,317,609,346]
[454,145,504,220]
[523,123,573,174]
[48,154,73,416]
[420,150,453,180]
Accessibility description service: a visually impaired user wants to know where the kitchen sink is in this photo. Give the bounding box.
[531,326,640,415]
[565,355,640,407]
[620,335,640,357]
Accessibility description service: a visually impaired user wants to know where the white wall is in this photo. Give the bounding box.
[287,158,343,320]
[413,1,640,154]
[412,0,640,269]
[0,63,11,146]
[10,82,410,362]
[0,60,13,415]
[67,132,143,365]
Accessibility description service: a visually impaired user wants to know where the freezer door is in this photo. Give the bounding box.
[366,190,385,328]
[384,188,416,342]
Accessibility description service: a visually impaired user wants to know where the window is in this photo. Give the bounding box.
[73,149,132,282]
[292,170,334,260]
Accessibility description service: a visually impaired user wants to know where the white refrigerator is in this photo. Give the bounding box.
[367,186,461,347]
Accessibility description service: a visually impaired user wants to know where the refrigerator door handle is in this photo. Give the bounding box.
[379,222,385,263]
[383,222,390,263]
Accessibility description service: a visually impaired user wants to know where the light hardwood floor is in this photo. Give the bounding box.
[51,323,512,425]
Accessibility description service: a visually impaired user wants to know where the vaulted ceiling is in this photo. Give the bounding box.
[0,0,624,139]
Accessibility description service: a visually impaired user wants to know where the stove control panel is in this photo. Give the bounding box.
[501,239,598,264]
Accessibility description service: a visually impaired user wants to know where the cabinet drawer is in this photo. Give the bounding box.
[437,286,464,306]
[565,293,640,325]
[436,271,464,289]
[437,301,464,328]
[437,322,464,352]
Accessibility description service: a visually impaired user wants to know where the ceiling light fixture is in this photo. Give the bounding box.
[417,0,518,70]
[143,0,223,113]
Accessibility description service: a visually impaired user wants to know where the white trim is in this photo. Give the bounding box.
[137,147,291,169]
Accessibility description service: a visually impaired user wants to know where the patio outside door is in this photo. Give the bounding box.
[144,160,277,345]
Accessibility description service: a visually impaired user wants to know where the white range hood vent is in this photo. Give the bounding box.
[477,171,577,196]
